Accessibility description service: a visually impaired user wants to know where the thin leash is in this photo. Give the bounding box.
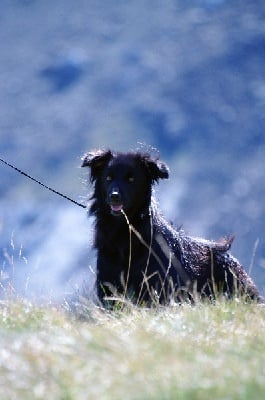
[0,157,86,209]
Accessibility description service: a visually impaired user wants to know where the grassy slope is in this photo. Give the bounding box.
[0,299,265,400]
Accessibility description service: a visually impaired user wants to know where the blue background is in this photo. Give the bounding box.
[0,0,264,300]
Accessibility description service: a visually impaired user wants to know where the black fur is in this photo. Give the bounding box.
[82,149,263,305]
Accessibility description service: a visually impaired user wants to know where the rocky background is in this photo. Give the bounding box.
[1,0,265,301]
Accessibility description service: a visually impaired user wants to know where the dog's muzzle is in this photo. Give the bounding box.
[108,189,123,216]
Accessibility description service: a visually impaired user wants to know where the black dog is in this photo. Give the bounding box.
[82,149,262,305]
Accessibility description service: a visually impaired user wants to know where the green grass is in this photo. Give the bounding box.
[0,298,265,400]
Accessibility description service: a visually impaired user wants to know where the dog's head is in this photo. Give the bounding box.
[82,149,169,218]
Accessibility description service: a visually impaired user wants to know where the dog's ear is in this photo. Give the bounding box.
[81,150,112,182]
[141,154,169,183]
[149,159,169,182]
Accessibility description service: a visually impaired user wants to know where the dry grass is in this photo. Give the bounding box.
[0,298,265,399]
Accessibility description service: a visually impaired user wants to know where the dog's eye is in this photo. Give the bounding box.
[106,176,112,182]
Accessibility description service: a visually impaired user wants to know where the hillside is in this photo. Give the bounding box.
[0,299,265,399]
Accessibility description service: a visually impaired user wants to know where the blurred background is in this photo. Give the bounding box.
[0,0,265,301]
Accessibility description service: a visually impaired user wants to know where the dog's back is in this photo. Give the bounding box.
[82,149,263,305]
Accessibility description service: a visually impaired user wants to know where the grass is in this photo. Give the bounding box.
[0,298,265,400]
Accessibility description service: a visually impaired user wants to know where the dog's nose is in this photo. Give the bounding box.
[109,189,121,203]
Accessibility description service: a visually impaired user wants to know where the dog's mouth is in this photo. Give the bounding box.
[110,203,123,216]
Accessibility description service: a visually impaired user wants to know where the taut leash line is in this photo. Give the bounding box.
[0,157,86,209]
